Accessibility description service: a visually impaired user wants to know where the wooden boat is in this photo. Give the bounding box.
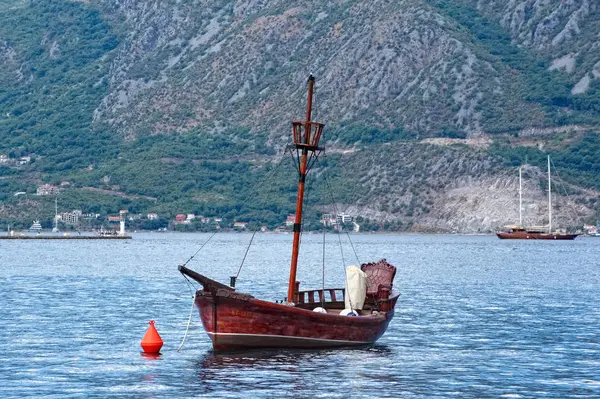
[179,76,399,351]
[496,226,578,240]
[496,158,579,240]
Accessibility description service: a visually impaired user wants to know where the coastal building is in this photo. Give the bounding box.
[147,213,158,220]
[321,213,354,228]
[337,213,353,225]
[175,214,187,223]
[61,212,80,226]
[186,214,196,222]
[285,214,296,227]
[36,184,59,196]
[107,216,121,223]
[233,222,248,229]
[321,214,335,227]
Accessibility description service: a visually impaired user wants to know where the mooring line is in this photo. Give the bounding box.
[177,293,196,352]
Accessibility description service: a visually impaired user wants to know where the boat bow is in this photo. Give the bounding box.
[179,265,237,294]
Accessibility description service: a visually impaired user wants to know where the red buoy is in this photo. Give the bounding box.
[140,320,163,354]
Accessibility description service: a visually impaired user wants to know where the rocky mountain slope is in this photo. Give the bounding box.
[470,0,600,93]
[89,0,600,139]
[0,0,598,231]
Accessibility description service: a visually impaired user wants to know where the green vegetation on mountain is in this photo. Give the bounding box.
[490,131,600,192]
[427,0,600,132]
[0,0,599,232]
[0,0,120,166]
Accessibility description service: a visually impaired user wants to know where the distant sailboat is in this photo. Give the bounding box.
[496,156,579,240]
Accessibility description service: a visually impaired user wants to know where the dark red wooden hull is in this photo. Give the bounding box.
[178,264,399,351]
[496,231,579,240]
[194,290,397,351]
[196,291,397,350]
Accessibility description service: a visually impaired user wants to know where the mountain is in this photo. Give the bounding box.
[1,0,599,232]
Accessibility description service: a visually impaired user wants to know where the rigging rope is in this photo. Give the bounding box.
[321,223,326,308]
[177,150,290,351]
[179,151,287,271]
[317,151,355,308]
[235,229,258,279]
[181,230,218,268]
[549,157,581,228]
[318,151,362,266]
[182,273,198,294]
[345,231,361,266]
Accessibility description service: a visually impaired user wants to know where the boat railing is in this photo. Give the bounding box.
[295,288,345,305]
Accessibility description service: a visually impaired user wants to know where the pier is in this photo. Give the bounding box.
[0,235,132,240]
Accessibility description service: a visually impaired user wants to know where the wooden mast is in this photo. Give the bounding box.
[287,75,323,303]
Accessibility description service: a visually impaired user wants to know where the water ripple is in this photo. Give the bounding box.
[0,233,599,398]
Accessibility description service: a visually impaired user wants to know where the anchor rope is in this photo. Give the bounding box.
[177,293,196,352]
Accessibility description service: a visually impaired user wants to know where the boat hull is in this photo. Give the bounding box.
[195,290,396,351]
[496,231,578,240]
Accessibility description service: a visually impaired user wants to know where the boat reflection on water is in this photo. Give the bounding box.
[193,346,394,395]
[140,352,162,360]
[197,345,393,369]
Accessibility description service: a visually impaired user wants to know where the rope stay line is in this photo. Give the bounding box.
[315,150,359,309]
[179,151,288,272]
[177,150,291,351]
[180,230,218,268]
[318,150,361,266]
[345,231,361,266]
[321,224,326,308]
[549,157,581,228]
[235,229,258,279]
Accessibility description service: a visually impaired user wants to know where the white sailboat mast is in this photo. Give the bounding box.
[547,155,552,234]
[519,167,522,227]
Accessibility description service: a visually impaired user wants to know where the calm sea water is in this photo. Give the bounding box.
[1,233,599,398]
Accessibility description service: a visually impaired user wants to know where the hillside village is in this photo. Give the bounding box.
[13,181,361,233]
